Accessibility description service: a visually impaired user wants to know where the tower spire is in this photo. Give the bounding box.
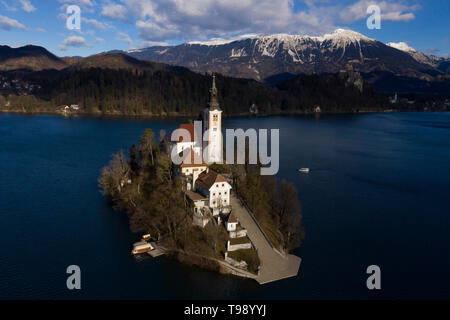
[209,73,220,110]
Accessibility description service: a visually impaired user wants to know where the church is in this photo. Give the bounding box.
[172,75,234,227]
[202,74,223,164]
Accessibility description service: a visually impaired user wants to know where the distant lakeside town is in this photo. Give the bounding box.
[99,76,303,283]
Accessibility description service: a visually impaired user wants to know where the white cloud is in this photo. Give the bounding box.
[386,41,416,52]
[82,17,109,30]
[101,3,128,22]
[340,1,417,23]
[19,0,36,13]
[58,35,92,51]
[382,11,415,22]
[1,1,17,11]
[0,14,25,30]
[139,40,169,47]
[117,0,418,44]
[119,0,338,42]
[50,0,420,47]
[116,31,133,44]
[58,0,94,7]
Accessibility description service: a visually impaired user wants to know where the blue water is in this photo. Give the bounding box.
[1,112,450,299]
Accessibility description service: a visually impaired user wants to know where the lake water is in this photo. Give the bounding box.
[1,112,450,299]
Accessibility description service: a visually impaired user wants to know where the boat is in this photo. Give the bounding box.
[141,234,151,242]
[299,168,310,173]
[131,241,154,255]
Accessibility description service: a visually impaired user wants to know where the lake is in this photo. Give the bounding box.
[1,112,449,299]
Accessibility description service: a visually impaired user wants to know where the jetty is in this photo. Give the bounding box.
[230,193,302,284]
[147,242,166,258]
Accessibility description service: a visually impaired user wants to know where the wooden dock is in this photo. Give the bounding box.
[147,242,166,257]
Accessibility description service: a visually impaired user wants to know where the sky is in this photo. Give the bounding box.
[0,0,448,58]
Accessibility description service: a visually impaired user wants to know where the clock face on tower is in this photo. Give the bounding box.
[212,114,218,127]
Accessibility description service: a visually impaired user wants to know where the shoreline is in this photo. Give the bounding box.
[1,108,446,120]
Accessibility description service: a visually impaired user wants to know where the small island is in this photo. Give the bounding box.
[99,76,304,283]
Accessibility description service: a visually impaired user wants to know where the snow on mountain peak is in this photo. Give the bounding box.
[319,28,371,41]
[187,29,373,48]
[386,42,416,53]
[188,34,259,46]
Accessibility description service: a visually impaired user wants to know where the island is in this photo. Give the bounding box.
[99,76,304,283]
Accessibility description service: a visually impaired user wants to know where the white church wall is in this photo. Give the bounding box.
[227,241,252,252]
[229,229,247,239]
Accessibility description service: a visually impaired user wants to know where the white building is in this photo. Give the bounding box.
[180,150,208,189]
[186,190,210,228]
[226,211,238,232]
[195,170,232,215]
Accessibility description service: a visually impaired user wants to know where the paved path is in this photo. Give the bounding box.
[230,194,301,284]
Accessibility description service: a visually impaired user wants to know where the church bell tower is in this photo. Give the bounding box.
[203,74,223,164]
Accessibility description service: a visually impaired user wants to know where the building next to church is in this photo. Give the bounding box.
[195,170,232,215]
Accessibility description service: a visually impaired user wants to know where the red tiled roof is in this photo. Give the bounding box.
[185,190,208,201]
[172,123,195,143]
[195,170,229,190]
[228,211,238,223]
[181,150,207,168]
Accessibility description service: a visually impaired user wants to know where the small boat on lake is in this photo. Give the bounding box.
[132,241,154,255]
[299,168,310,173]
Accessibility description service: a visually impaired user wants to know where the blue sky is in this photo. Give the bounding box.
[0,0,448,57]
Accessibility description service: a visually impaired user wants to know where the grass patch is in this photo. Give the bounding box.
[227,249,260,274]
[229,236,251,246]
[260,220,282,250]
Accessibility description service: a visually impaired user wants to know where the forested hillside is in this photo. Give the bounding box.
[1,63,395,116]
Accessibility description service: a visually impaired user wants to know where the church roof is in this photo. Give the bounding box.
[195,170,228,190]
[181,150,207,168]
[208,74,221,111]
[185,190,208,202]
[173,123,195,143]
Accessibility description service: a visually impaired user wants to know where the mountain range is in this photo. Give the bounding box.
[1,29,449,96]
[122,29,449,83]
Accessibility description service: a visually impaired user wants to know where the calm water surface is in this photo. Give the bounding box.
[1,112,449,299]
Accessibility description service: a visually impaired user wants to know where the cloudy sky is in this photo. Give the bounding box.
[0,0,448,57]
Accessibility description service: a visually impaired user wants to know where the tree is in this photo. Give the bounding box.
[99,149,129,199]
[139,128,159,169]
[276,180,304,250]
[128,144,140,174]
[0,95,6,108]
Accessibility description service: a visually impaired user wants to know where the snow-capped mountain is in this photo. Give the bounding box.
[124,29,448,82]
[386,42,444,68]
